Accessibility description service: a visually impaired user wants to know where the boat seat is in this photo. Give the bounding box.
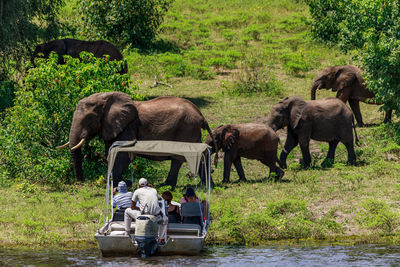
[109,230,127,236]
[110,222,135,232]
[167,223,201,236]
[181,202,203,231]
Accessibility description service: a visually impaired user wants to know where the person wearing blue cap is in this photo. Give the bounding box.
[112,181,133,209]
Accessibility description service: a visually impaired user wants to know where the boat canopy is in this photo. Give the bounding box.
[107,140,211,176]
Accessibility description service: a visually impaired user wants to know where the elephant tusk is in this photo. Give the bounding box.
[71,138,86,151]
[56,142,70,150]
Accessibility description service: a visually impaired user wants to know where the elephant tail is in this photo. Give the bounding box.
[352,116,360,146]
[277,158,285,169]
[203,121,218,167]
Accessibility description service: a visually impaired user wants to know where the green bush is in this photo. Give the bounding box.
[0,52,139,186]
[306,0,400,117]
[80,0,172,47]
[0,81,16,113]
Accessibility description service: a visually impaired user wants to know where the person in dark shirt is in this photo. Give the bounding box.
[162,191,181,223]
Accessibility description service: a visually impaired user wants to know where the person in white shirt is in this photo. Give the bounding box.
[124,178,161,235]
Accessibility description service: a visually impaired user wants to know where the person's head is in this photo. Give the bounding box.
[161,191,173,203]
[117,181,127,193]
[185,187,196,201]
[138,178,148,188]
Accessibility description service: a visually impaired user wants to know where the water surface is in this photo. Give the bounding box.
[2,244,400,266]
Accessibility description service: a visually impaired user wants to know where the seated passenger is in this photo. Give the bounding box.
[161,191,181,223]
[180,188,203,229]
[124,178,161,235]
[180,187,200,204]
[111,181,133,221]
[112,181,133,209]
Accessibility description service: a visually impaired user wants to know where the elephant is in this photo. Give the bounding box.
[268,96,358,169]
[32,38,127,73]
[311,65,392,126]
[205,123,284,183]
[57,92,216,187]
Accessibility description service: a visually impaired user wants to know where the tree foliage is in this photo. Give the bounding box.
[307,0,400,115]
[0,0,63,80]
[0,53,138,186]
[80,0,172,47]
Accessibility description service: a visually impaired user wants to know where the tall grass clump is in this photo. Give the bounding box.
[0,53,139,187]
[225,54,283,96]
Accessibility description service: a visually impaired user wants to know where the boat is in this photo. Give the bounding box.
[95,140,212,257]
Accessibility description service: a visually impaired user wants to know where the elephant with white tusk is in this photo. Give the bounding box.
[58,92,216,187]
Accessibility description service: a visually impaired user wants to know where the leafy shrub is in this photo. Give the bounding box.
[0,0,63,80]
[243,25,265,41]
[0,52,139,186]
[306,0,350,44]
[306,0,400,117]
[158,53,188,78]
[281,51,313,76]
[80,0,172,47]
[0,81,16,113]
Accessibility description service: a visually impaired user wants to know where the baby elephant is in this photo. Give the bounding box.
[205,123,284,183]
[268,96,358,168]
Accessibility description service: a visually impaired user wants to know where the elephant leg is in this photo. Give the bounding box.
[299,141,311,168]
[383,109,392,124]
[349,99,364,127]
[223,152,233,183]
[261,159,284,181]
[233,157,246,181]
[322,140,339,167]
[326,140,339,160]
[112,152,132,187]
[280,130,298,169]
[200,153,214,186]
[344,141,356,166]
[164,159,183,187]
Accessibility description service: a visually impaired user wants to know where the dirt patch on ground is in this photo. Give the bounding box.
[311,199,367,236]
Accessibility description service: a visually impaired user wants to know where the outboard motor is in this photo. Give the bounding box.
[135,215,159,258]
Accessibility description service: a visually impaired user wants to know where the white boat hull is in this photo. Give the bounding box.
[95,222,206,256]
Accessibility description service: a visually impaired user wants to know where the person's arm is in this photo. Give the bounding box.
[131,201,140,210]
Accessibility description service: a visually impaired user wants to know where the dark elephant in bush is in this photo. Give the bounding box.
[57,92,216,187]
[311,65,392,126]
[205,123,284,183]
[268,96,358,169]
[32,38,127,73]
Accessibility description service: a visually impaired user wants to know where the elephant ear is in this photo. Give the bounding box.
[102,93,138,141]
[333,68,356,92]
[289,97,307,129]
[221,126,240,151]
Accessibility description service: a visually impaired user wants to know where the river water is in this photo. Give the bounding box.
[2,244,400,266]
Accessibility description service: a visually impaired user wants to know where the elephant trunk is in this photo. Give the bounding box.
[311,80,320,100]
[69,124,89,182]
[70,148,84,181]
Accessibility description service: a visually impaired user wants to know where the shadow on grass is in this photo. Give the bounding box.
[145,95,214,109]
[360,123,380,128]
[136,38,182,54]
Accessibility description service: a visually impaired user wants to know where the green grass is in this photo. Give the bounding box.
[1,0,400,248]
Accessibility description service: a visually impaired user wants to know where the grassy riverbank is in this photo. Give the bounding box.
[1,0,400,248]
